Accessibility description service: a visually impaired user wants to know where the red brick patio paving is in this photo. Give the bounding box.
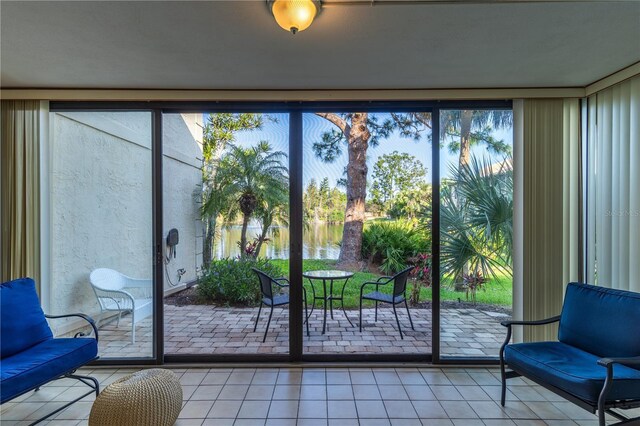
[97,304,508,358]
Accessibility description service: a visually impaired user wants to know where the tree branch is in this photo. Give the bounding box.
[313,129,345,162]
[413,113,433,130]
[316,113,348,133]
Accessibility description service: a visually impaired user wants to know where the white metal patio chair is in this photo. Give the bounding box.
[89,268,153,343]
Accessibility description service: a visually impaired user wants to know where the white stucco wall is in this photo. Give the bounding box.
[48,111,202,335]
[162,113,203,290]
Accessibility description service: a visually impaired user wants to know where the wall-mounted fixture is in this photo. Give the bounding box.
[268,0,321,34]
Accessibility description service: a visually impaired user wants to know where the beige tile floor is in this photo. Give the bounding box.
[1,367,637,425]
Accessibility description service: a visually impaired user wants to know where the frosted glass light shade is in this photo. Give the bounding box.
[270,0,319,34]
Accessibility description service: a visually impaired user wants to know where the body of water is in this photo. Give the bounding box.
[214,223,343,260]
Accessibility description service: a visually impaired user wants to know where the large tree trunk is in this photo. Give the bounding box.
[338,113,370,265]
[459,110,473,170]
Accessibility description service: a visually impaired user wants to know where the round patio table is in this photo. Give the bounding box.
[303,270,354,334]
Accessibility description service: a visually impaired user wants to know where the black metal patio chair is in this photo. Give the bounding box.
[359,266,415,339]
[252,268,310,342]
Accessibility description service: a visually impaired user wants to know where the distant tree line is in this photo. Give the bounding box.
[303,177,346,224]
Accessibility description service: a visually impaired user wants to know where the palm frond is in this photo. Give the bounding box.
[439,154,514,279]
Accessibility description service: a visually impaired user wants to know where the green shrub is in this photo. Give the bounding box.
[197,257,282,306]
[361,220,430,274]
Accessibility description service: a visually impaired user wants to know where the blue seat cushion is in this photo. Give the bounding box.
[505,341,640,404]
[263,295,289,306]
[362,291,405,304]
[0,338,98,404]
[1,278,53,359]
[559,283,640,359]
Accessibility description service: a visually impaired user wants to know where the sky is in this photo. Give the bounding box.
[223,112,513,188]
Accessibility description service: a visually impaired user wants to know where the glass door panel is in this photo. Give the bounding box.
[162,112,290,356]
[438,109,513,358]
[302,111,433,356]
[49,111,154,359]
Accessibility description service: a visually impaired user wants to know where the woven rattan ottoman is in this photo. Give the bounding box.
[89,368,182,426]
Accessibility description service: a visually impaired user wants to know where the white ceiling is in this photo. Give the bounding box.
[1,1,639,90]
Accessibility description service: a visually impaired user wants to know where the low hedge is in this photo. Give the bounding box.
[198,257,282,306]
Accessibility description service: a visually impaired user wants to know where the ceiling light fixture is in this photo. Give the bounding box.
[268,0,321,34]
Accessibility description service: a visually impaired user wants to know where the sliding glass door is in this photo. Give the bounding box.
[49,110,155,360]
[48,101,513,363]
[438,109,514,359]
[162,111,291,357]
[302,111,433,358]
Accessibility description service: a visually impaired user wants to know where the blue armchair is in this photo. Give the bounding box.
[1,277,99,424]
[500,283,640,426]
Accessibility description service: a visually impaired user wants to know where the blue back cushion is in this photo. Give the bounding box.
[558,282,640,358]
[1,278,53,359]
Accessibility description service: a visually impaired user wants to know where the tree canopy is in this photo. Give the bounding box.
[202,113,264,162]
[370,151,428,213]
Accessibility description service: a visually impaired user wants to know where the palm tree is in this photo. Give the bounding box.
[399,111,512,289]
[216,141,288,255]
[201,167,237,262]
[254,183,289,258]
[201,113,264,265]
[395,111,512,169]
[440,110,513,169]
[440,155,513,282]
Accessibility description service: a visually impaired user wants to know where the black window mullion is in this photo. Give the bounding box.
[431,108,441,364]
[153,109,164,365]
[289,111,304,361]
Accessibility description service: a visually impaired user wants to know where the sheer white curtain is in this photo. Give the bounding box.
[586,75,640,292]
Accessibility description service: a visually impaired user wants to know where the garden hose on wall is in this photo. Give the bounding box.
[165,243,185,287]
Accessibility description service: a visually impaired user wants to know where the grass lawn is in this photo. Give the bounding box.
[270,259,512,309]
